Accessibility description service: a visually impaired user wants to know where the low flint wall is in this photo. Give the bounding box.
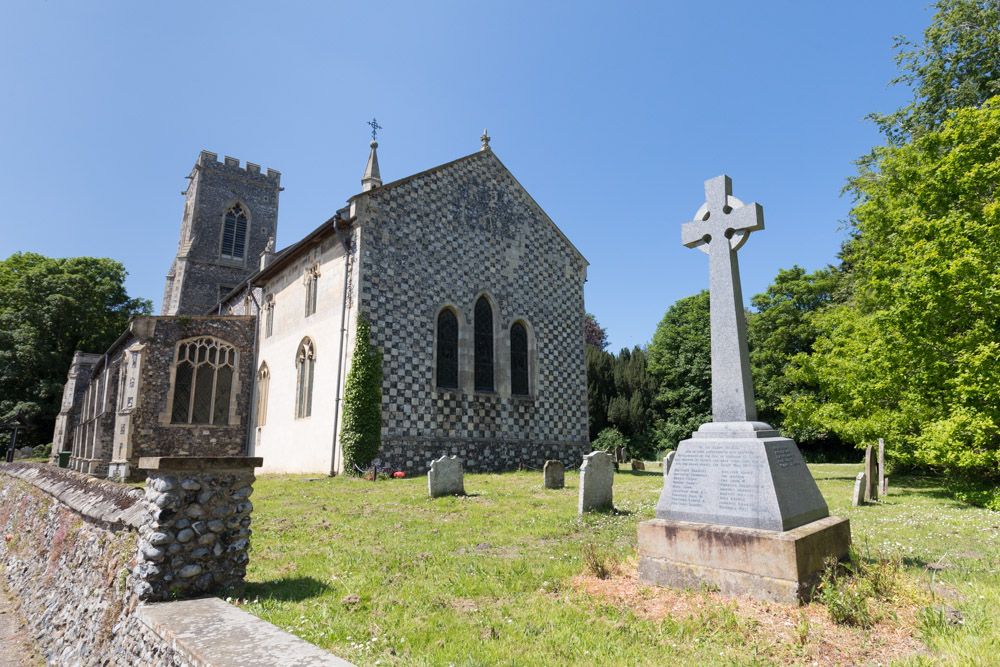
[0,460,348,665]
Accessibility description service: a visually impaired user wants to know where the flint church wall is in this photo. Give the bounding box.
[354,150,591,474]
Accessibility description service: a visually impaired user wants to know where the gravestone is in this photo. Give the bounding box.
[882,477,889,497]
[852,472,866,507]
[638,175,851,605]
[428,455,464,497]
[662,451,676,480]
[631,459,645,471]
[543,460,565,489]
[578,451,614,513]
[615,446,626,463]
[864,445,879,502]
[878,438,886,499]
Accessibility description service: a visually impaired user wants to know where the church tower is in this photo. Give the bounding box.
[161,151,281,315]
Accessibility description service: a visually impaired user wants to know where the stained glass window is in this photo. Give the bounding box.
[221,203,248,259]
[170,337,237,425]
[474,297,494,391]
[436,310,459,389]
[511,322,529,395]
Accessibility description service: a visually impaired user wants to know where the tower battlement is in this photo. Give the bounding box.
[197,151,281,185]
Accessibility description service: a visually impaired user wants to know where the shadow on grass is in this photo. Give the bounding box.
[242,576,331,602]
[619,470,661,477]
[812,475,860,482]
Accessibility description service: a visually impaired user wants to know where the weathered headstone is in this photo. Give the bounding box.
[864,445,879,502]
[578,451,614,513]
[878,438,886,499]
[428,455,464,497]
[13,446,34,460]
[615,446,626,463]
[882,477,889,497]
[638,175,851,605]
[852,472,866,507]
[631,459,645,471]
[543,460,565,489]
[662,451,676,481]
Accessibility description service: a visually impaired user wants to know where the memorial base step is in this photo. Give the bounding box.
[637,515,851,605]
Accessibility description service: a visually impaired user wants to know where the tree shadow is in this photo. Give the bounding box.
[241,576,331,602]
[619,470,661,477]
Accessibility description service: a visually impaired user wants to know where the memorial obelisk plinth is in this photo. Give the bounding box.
[637,176,850,604]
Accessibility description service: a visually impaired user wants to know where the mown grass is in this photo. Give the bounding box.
[235,463,1000,665]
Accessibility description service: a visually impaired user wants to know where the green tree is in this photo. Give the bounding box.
[868,0,1000,145]
[341,312,384,472]
[747,265,839,445]
[0,253,151,451]
[785,99,1000,505]
[586,344,615,439]
[647,290,712,449]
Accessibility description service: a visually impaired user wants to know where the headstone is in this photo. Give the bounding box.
[864,445,879,502]
[543,460,565,489]
[13,446,34,460]
[882,477,889,497]
[631,459,645,471]
[852,472,866,507]
[615,446,626,463]
[663,451,676,481]
[578,451,614,513]
[878,438,885,499]
[638,175,850,605]
[428,455,464,497]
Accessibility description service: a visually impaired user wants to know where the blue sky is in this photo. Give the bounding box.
[0,1,930,350]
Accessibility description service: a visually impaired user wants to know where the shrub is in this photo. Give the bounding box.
[341,313,384,473]
[33,443,52,459]
[592,427,627,454]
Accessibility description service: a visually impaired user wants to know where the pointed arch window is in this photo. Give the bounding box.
[474,296,494,391]
[295,338,316,419]
[221,203,249,260]
[264,294,275,338]
[436,309,459,389]
[255,362,270,427]
[170,337,237,425]
[510,322,529,395]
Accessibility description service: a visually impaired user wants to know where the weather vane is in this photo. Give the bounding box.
[367,117,382,142]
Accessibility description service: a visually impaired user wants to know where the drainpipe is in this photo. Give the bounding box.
[244,281,261,456]
[330,221,352,476]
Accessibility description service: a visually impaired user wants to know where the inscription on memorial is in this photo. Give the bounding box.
[774,444,799,469]
[672,444,757,514]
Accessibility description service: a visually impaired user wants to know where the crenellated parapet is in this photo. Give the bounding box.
[197,150,281,185]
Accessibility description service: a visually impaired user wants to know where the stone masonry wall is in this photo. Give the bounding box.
[0,460,264,665]
[163,151,281,317]
[111,316,256,481]
[355,149,590,475]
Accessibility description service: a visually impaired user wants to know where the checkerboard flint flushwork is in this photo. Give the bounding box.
[356,150,590,474]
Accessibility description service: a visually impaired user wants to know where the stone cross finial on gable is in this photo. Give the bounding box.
[480,129,491,151]
[681,175,764,423]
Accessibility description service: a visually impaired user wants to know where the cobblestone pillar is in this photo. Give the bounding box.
[132,457,262,601]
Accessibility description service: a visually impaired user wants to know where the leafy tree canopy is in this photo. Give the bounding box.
[583,313,609,350]
[784,99,1000,497]
[647,290,711,449]
[869,0,1000,145]
[0,252,152,448]
[747,265,839,445]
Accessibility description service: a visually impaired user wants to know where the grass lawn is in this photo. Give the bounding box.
[236,463,1000,665]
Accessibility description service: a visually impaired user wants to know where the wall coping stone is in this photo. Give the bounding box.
[0,462,144,528]
[137,597,354,666]
[139,456,264,471]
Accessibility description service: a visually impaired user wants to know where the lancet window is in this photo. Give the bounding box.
[221,203,249,260]
[436,309,459,389]
[510,322,529,395]
[474,296,494,391]
[295,338,316,419]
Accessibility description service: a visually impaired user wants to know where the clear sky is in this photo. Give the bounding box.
[0,1,931,350]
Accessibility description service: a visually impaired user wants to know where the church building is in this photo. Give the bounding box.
[53,133,590,479]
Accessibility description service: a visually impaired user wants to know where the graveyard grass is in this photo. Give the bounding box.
[236,464,1000,666]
